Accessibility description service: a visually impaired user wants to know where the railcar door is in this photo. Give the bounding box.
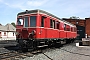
[40,16,47,39]
[44,17,48,39]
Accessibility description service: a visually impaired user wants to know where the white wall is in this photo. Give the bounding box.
[1,32,7,38]
[7,32,16,38]
[1,31,16,38]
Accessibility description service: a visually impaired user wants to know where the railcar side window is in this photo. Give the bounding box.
[74,27,76,32]
[67,28,70,31]
[24,17,29,27]
[56,21,60,29]
[17,18,23,25]
[30,16,36,27]
[66,25,70,31]
[53,20,55,29]
[64,24,66,31]
[50,19,53,28]
[71,27,73,32]
[41,16,44,27]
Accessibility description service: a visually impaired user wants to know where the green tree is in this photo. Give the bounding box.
[11,22,16,27]
[70,16,80,19]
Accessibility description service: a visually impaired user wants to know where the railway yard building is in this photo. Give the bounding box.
[63,18,90,40]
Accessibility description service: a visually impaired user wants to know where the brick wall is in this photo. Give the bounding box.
[85,18,90,37]
[63,18,85,26]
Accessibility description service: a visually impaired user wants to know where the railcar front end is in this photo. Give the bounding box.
[16,14,38,51]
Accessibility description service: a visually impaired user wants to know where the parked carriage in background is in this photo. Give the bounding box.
[16,9,77,51]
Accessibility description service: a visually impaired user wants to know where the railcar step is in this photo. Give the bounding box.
[56,42,61,43]
[40,42,45,43]
[37,45,48,48]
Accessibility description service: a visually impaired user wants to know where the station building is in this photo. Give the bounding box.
[0,24,16,39]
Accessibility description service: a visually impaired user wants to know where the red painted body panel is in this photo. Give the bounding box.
[16,12,77,40]
[60,31,66,38]
[46,29,59,38]
[66,31,71,38]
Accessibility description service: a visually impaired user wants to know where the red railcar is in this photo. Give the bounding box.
[16,9,77,51]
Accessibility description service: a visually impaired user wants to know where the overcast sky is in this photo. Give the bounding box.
[0,0,90,25]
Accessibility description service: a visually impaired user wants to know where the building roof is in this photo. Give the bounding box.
[0,24,16,32]
[62,18,85,20]
[5,24,16,31]
[0,25,7,31]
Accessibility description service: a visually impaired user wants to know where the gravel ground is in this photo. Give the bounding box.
[0,40,17,48]
[20,42,90,60]
[0,40,18,54]
[0,40,90,60]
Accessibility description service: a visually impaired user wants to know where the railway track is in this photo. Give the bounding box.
[0,40,80,60]
[0,50,42,60]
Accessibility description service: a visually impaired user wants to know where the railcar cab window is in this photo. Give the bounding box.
[24,17,29,27]
[30,16,36,27]
[17,18,23,25]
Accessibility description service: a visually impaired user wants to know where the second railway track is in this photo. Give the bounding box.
[0,50,42,60]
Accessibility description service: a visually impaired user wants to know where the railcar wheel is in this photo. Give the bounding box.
[22,48,28,52]
[71,39,75,43]
[18,45,28,52]
[48,41,53,47]
[55,40,61,48]
[27,40,37,51]
[66,39,71,44]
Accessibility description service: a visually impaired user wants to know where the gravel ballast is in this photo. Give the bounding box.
[20,43,90,60]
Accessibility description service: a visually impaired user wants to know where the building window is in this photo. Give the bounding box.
[13,32,14,36]
[0,32,1,37]
[76,22,78,24]
[4,32,6,36]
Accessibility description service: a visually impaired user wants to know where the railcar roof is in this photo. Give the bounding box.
[17,9,76,27]
[17,9,61,19]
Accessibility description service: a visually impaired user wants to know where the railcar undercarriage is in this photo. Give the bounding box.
[16,38,75,51]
